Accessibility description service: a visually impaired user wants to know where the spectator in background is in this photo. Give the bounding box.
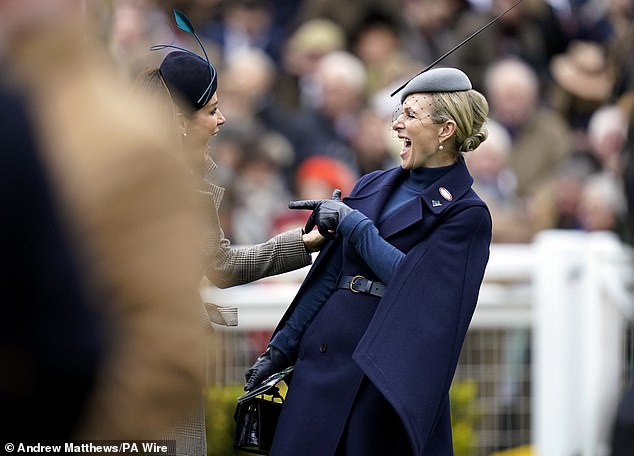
[399,0,471,70]
[488,0,564,78]
[577,172,627,233]
[619,91,634,244]
[276,18,346,111]
[108,0,172,79]
[604,0,634,98]
[230,133,296,244]
[350,11,418,96]
[485,57,572,199]
[217,46,301,183]
[0,0,206,440]
[548,40,616,150]
[530,153,600,233]
[609,89,634,456]
[271,155,358,235]
[466,119,531,242]
[290,50,368,172]
[586,104,628,177]
[292,0,400,42]
[352,107,401,175]
[201,0,285,64]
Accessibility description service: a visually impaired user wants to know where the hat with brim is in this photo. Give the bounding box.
[550,41,614,102]
[288,19,345,54]
[400,67,472,103]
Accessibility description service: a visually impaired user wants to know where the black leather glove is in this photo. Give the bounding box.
[289,189,353,239]
[244,346,290,391]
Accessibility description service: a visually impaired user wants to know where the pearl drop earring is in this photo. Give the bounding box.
[439,144,444,151]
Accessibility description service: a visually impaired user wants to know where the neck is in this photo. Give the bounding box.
[182,140,209,170]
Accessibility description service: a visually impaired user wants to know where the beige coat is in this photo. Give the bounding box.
[8,22,206,439]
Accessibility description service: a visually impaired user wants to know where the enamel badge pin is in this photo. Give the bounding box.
[439,187,453,201]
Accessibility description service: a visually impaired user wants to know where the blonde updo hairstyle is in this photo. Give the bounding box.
[429,90,489,157]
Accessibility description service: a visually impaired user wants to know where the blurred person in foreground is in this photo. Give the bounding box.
[134,10,325,455]
[0,0,205,440]
[244,67,492,455]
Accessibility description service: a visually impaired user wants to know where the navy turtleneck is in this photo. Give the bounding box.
[380,164,456,225]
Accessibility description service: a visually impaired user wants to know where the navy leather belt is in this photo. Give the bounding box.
[338,275,385,297]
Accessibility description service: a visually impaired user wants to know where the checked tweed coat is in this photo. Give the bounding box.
[167,156,313,456]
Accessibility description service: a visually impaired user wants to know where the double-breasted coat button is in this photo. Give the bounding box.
[319,343,328,353]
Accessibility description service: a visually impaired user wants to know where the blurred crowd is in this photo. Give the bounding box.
[106,0,634,245]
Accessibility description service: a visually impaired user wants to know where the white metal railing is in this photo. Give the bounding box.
[200,230,634,455]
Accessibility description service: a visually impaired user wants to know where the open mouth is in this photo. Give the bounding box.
[400,137,412,154]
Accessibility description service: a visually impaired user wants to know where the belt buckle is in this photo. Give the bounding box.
[349,275,365,293]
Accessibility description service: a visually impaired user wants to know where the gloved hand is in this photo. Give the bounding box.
[244,346,290,391]
[289,189,353,239]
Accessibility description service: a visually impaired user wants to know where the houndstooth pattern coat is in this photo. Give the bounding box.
[167,156,312,456]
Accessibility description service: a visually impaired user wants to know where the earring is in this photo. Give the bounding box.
[182,132,187,138]
[439,144,444,151]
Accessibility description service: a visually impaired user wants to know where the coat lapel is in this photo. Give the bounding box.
[365,160,475,240]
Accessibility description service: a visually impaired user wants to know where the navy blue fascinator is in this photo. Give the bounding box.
[151,10,217,111]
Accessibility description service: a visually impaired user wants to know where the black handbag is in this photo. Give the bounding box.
[233,388,283,454]
[233,367,293,455]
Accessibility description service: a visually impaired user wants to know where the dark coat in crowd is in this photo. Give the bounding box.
[270,159,492,455]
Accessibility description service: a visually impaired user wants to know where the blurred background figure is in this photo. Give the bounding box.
[201,0,285,64]
[350,10,418,96]
[0,0,205,440]
[351,107,400,175]
[287,50,368,172]
[466,119,531,243]
[586,104,629,178]
[275,17,346,111]
[108,0,172,79]
[577,172,627,233]
[485,57,572,201]
[271,155,358,235]
[548,40,615,152]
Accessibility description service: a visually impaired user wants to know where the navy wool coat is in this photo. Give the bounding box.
[270,159,492,456]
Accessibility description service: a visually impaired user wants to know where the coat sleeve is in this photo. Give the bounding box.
[206,228,312,288]
[353,204,492,454]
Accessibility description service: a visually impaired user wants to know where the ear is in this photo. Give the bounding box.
[438,120,457,143]
[176,112,187,136]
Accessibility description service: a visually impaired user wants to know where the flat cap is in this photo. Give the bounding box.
[400,67,472,103]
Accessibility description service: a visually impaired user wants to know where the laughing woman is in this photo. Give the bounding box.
[134,11,324,456]
[245,67,492,455]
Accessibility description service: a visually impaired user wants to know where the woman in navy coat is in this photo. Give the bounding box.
[245,67,492,455]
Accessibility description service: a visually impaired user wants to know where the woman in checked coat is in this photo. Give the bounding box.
[135,11,324,456]
[245,67,492,455]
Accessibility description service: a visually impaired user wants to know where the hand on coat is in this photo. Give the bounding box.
[244,346,290,391]
[289,189,353,239]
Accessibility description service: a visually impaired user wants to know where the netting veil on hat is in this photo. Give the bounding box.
[151,10,217,110]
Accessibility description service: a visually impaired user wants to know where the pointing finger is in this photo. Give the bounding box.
[288,199,323,210]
